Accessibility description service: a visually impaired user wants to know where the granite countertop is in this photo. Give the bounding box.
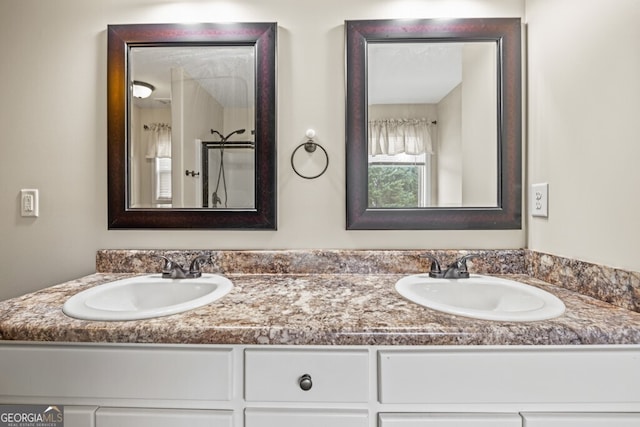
[2,272,640,346]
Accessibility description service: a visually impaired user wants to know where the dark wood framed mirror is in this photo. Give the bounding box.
[345,18,521,230]
[107,23,277,229]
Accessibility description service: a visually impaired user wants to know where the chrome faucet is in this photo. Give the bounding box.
[158,255,210,279]
[422,254,479,279]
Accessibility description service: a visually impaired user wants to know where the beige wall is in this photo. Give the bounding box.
[526,0,640,273]
[0,0,572,301]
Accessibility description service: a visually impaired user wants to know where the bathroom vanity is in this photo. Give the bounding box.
[2,342,640,427]
[1,250,639,427]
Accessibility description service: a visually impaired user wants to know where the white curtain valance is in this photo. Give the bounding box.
[145,123,172,159]
[368,118,435,156]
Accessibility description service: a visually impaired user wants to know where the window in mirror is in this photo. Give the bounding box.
[368,152,429,208]
[153,157,172,206]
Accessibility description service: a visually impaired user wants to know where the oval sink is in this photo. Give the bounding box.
[63,274,233,321]
[395,274,565,322]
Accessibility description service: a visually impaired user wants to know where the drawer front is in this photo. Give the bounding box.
[379,348,640,405]
[244,349,369,402]
[96,407,232,427]
[245,408,368,427]
[379,413,522,427]
[521,413,640,427]
[0,344,233,403]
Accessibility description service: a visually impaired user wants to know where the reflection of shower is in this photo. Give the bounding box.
[210,128,246,207]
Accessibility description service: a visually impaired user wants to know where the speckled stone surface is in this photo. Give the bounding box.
[2,270,640,346]
[95,249,640,314]
[95,249,527,275]
[526,251,640,313]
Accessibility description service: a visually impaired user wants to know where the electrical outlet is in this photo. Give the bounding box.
[531,183,548,218]
[20,189,39,217]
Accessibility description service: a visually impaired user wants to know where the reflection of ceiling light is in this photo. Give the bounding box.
[132,81,155,98]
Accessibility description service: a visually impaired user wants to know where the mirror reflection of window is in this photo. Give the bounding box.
[153,158,172,206]
[368,152,430,208]
[143,123,172,207]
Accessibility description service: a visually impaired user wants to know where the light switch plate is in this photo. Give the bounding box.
[20,189,39,217]
[531,183,548,218]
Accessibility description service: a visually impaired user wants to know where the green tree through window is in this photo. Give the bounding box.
[368,165,420,207]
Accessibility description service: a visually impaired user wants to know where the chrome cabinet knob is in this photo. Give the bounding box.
[299,374,312,391]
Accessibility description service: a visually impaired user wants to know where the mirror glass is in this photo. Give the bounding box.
[107,23,277,229]
[368,42,497,208]
[129,46,256,209]
[346,18,522,230]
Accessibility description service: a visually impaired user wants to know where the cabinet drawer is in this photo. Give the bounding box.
[521,413,640,427]
[379,413,522,427]
[96,407,232,427]
[0,343,233,403]
[245,408,368,427]
[244,349,369,402]
[378,348,640,405]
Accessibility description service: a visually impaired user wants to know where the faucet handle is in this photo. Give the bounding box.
[188,255,211,277]
[421,254,443,278]
[157,255,185,278]
[452,254,479,278]
[158,255,179,271]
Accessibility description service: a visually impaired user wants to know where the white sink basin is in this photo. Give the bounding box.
[395,274,565,322]
[63,274,233,321]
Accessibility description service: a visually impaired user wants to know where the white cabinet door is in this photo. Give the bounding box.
[521,413,640,427]
[95,408,233,427]
[378,348,640,405]
[245,408,368,427]
[0,344,233,404]
[379,413,522,427]
[64,406,98,427]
